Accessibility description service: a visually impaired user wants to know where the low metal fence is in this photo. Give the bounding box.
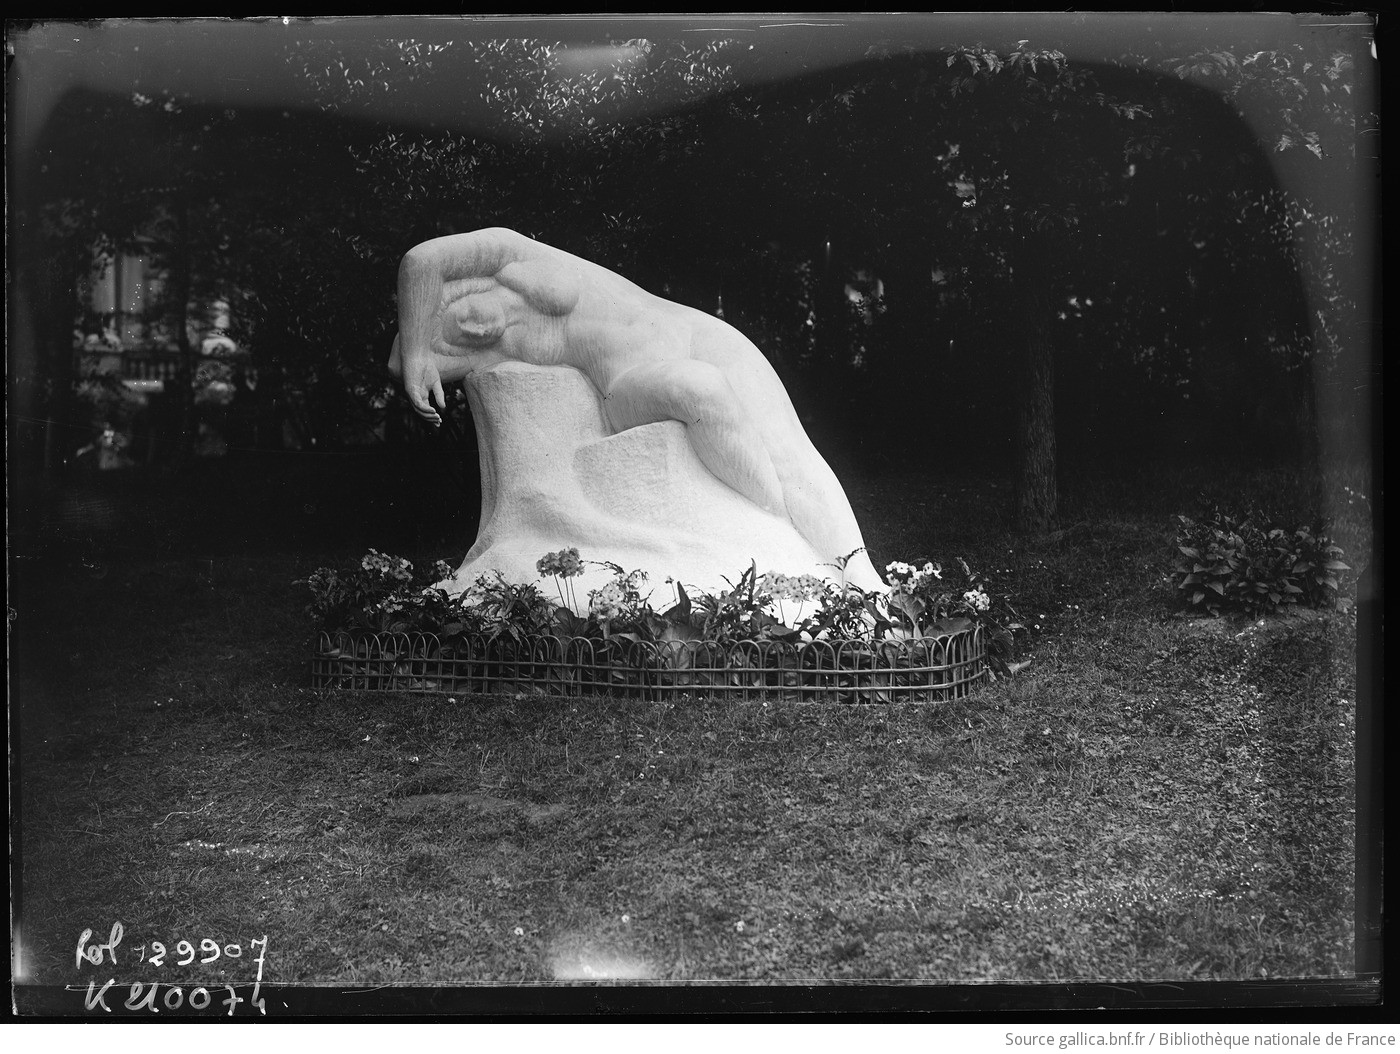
[311,626,987,703]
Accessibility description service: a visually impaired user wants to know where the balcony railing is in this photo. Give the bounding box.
[120,356,183,383]
[76,347,184,384]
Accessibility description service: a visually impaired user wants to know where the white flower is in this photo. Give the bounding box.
[589,581,625,619]
[537,547,584,578]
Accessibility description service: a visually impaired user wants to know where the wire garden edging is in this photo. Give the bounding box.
[311,626,988,703]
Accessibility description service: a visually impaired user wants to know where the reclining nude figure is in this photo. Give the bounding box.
[389,227,884,592]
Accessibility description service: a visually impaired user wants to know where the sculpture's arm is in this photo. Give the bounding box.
[388,333,486,388]
[399,352,447,428]
[396,248,449,426]
[395,231,525,426]
[395,229,589,425]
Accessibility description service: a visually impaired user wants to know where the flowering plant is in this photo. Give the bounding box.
[758,571,827,627]
[689,563,800,644]
[588,561,650,627]
[879,557,1015,673]
[302,550,457,634]
[307,546,1019,673]
[536,547,584,612]
[883,560,944,636]
[534,550,654,637]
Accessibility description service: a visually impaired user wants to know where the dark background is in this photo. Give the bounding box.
[6,13,1379,558]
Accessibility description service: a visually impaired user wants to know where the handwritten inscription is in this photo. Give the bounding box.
[139,937,248,967]
[68,924,269,1017]
[76,922,124,968]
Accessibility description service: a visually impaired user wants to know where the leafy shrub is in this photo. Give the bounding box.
[1171,507,1351,616]
[449,573,561,643]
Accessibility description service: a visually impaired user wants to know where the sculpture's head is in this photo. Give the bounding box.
[440,245,584,368]
[443,278,518,353]
[391,228,588,383]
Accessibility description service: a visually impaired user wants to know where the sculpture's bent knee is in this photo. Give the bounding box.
[605,361,784,516]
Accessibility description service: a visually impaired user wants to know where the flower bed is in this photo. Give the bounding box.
[311,626,988,704]
[303,545,1014,702]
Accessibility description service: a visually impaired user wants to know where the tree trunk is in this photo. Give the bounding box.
[1012,239,1059,533]
[250,361,285,451]
[812,235,846,369]
[172,198,198,464]
[10,241,82,479]
[33,259,79,477]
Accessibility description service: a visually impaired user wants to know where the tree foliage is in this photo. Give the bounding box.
[18,24,1371,508]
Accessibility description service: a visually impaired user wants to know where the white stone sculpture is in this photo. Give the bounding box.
[389,227,885,602]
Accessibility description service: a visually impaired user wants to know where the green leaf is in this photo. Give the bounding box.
[928,616,974,634]
[666,582,692,621]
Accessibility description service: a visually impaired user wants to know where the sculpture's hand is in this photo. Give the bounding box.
[403,354,447,427]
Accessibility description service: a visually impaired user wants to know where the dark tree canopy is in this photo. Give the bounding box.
[8,16,1376,527]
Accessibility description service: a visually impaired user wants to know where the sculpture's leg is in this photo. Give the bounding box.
[768,454,882,584]
[602,361,787,518]
[388,334,404,378]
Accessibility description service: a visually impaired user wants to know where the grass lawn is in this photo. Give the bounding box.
[12,456,1369,988]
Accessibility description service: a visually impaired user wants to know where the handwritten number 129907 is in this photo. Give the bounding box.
[139,937,244,967]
